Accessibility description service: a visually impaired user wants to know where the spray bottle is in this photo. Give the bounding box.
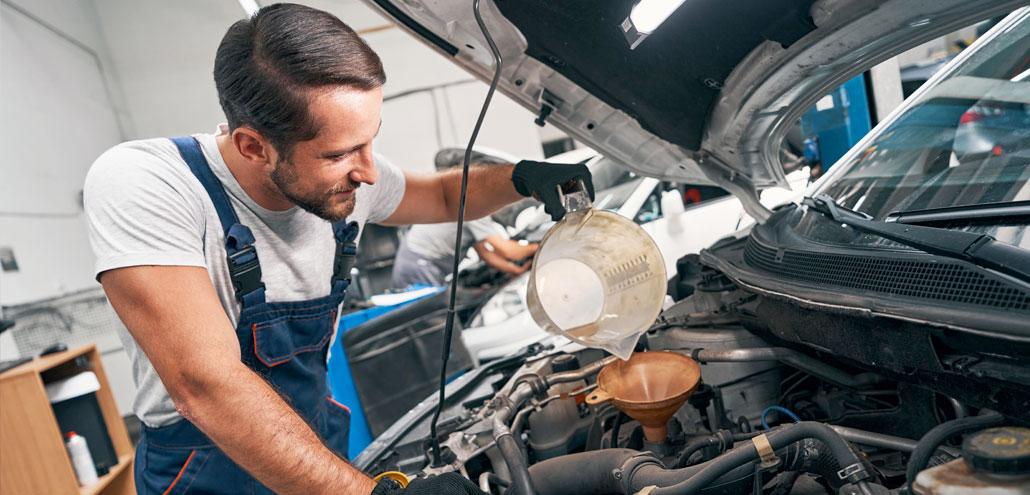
[65,431,98,486]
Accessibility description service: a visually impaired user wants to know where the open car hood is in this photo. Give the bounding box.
[364,0,1027,221]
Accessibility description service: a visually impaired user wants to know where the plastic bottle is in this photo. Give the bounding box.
[65,431,98,486]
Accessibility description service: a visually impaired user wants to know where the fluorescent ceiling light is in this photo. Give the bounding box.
[621,0,686,50]
[630,0,686,34]
[238,0,260,17]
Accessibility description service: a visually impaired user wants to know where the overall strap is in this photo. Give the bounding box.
[170,137,266,306]
[331,221,360,294]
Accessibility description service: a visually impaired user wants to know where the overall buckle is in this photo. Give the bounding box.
[227,245,265,301]
[332,241,357,285]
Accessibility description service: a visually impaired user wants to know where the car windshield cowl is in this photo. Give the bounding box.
[803,194,1030,282]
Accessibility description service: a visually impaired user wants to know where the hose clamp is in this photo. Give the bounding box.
[752,434,779,463]
[619,453,664,495]
[837,462,872,483]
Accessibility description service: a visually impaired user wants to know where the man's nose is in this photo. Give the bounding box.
[350,146,378,185]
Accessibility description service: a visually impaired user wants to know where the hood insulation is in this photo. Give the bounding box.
[493,0,818,151]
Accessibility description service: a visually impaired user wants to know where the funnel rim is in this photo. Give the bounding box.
[594,351,702,408]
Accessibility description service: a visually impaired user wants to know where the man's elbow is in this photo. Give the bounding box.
[165,363,241,423]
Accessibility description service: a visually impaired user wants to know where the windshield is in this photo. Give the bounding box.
[803,11,1030,250]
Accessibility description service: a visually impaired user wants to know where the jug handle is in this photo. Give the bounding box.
[586,388,613,406]
[557,179,593,213]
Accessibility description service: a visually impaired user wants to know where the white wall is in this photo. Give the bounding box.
[0,0,123,306]
[0,0,136,413]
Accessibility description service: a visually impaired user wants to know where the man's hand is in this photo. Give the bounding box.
[371,473,487,495]
[511,160,594,221]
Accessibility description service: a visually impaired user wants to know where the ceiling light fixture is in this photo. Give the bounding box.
[621,0,686,50]
[238,0,260,17]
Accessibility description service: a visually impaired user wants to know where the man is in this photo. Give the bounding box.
[83,4,590,494]
[391,216,538,288]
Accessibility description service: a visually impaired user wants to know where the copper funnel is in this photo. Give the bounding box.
[586,351,701,442]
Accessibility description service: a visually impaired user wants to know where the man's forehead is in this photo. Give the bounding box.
[306,86,383,144]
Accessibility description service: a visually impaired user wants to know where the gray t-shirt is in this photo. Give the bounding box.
[84,127,405,426]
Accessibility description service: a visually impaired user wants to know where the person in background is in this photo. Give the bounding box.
[392,216,537,288]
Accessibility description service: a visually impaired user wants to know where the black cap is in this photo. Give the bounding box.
[551,354,580,373]
[962,427,1030,475]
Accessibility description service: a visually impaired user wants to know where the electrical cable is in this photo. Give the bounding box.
[762,406,801,430]
[428,0,504,466]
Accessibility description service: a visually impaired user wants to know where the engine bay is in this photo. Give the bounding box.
[357,241,1030,495]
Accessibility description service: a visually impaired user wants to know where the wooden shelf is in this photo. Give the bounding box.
[81,453,133,495]
[0,345,135,495]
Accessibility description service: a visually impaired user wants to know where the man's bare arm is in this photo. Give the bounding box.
[381,164,522,226]
[101,265,375,495]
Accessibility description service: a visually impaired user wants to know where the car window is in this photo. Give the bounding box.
[588,157,636,191]
[804,14,1030,249]
[633,189,662,224]
[593,177,644,213]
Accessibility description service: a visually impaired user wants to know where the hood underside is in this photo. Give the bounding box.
[366,0,1029,221]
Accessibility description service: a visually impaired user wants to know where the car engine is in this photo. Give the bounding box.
[356,251,1030,495]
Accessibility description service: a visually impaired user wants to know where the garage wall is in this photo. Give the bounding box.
[0,0,123,306]
[0,0,137,412]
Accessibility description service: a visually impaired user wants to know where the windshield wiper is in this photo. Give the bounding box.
[885,201,1030,226]
[802,194,1030,282]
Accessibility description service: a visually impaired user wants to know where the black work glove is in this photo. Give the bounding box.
[511,160,595,221]
[371,473,487,495]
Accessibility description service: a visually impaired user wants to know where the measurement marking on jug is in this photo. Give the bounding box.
[603,255,653,294]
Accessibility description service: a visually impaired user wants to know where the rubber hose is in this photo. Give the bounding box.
[673,436,720,468]
[903,409,1003,492]
[674,431,764,469]
[528,434,855,495]
[527,449,642,495]
[785,438,844,490]
[610,412,628,449]
[526,450,755,495]
[630,459,751,492]
[651,422,865,495]
[498,434,536,495]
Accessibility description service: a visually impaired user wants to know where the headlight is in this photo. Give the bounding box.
[469,274,529,327]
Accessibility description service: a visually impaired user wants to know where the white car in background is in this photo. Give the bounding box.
[463,156,810,362]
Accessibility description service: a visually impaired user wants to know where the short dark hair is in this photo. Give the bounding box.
[214,3,386,157]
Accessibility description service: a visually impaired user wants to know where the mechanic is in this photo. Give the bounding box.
[83,4,590,495]
[391,216,538,288]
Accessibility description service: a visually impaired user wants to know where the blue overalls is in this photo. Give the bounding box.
[133,137,357,494]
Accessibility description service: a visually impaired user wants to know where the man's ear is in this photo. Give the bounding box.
[231,127,273,165]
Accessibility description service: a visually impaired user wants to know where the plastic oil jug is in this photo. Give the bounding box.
[527,181,666,359]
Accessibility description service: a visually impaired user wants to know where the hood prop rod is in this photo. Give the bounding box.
[429,0,504,468]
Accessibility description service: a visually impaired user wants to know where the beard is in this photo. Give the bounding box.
[269,156,357,223]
